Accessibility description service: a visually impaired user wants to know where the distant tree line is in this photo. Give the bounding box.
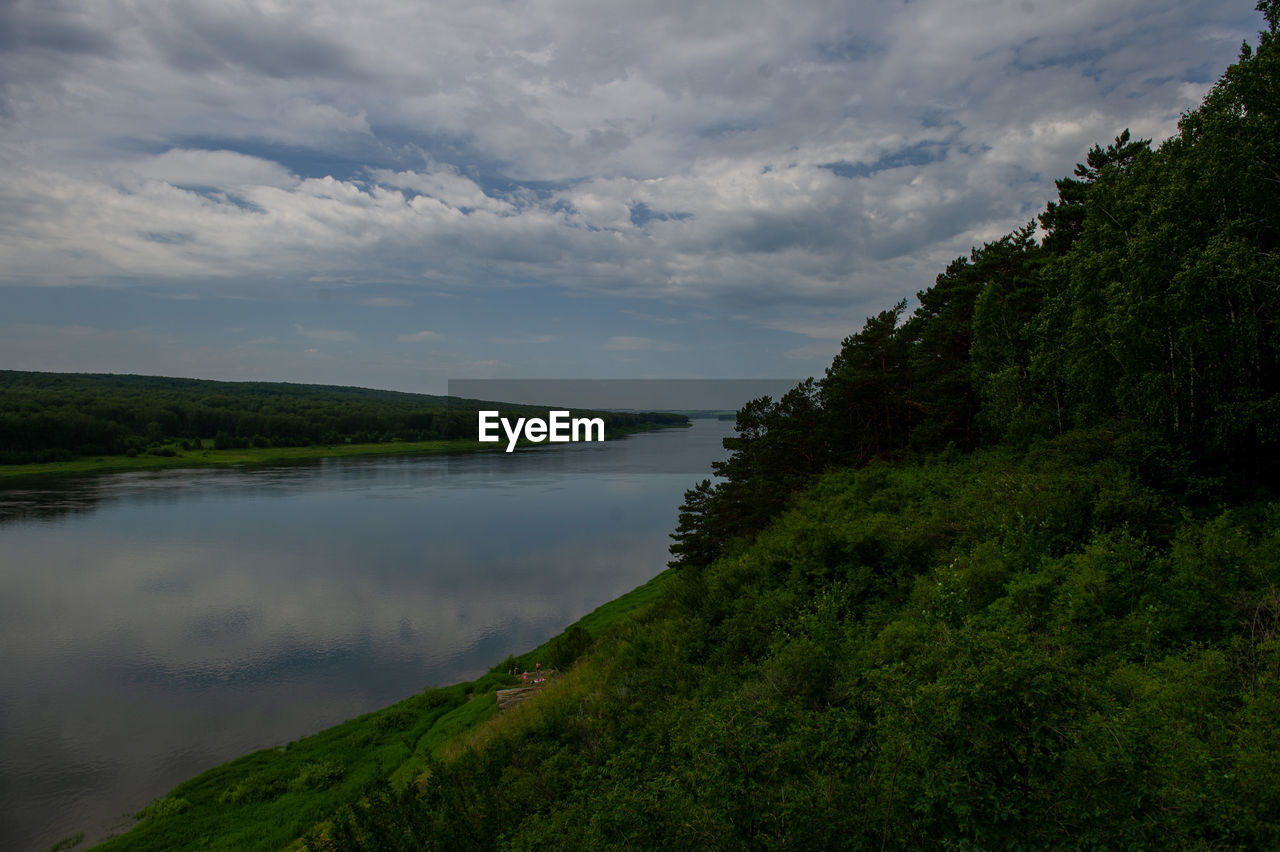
[0,372,686,463]
[671,13,1279,569]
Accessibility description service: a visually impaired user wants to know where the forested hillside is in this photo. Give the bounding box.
[0,372,684,464]
[102,6,1279,849]
[668,3,1279,570]
[326,444,1280,849]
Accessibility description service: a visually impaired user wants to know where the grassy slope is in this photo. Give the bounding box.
[316,433,1280,849]
[88,572,674,851]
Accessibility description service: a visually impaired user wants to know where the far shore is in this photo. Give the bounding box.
[0,439,489,480]
[0,420,692,480]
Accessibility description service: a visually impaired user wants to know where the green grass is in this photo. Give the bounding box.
[89,678,502,852]
[87,569,674,850]
[566,570,674,639]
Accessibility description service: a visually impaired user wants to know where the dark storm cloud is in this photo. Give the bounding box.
[142,2,369,81]
[0,0,115,116]
[0,0,117,57]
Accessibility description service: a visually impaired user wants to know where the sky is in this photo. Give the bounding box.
[0,0,1265,394]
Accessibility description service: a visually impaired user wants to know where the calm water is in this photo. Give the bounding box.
[0,420,732,851]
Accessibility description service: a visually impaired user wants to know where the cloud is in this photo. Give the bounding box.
[0,0,1265,346]
[295,325,354,342]
[0,325,175,367]
[604,336,688,353]
[784,341,840,362]
[620,309,686,326]
[372,167,514,214]
[0,1,117,59]
[131,149,298,189]
[141,1,369,82]
[357,296,413,308]
[491,334,557,345]
[397,330,442,342]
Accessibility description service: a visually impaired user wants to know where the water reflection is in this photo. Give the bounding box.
[0,420,732,851]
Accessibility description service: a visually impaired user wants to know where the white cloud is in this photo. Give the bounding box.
[397,330,442,342]
[295,325,354,342]
[0,0,1265,344]
[130,148,299,189]
[357,296,413,307]
[372,167,513,214]
[491,334,558,345]
[604,336,687,353]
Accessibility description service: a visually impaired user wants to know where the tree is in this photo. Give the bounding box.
[668,479,722,569]
[821,301,913,466]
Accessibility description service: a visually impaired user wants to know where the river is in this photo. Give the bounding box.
[0,419,732,851]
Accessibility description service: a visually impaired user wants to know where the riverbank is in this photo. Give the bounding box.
[0,419,690,479]
[83,570,674,850]
[0,439,487,480]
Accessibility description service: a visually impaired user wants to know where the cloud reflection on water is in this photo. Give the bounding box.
[0,420,732,850]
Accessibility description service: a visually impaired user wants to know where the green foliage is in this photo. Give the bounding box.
[669,16,1280,572]
[1025,37,1280,475]
[0,372,686,465]
[667,478,720,569]
[308,445,1280,850]
[292,761,346,792]
[545,624,593,670]
[133,796,190,820]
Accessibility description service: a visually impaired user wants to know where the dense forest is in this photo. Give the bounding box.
[0,372,685,464]
[98,6,1278,850]
[668,7,1279,568]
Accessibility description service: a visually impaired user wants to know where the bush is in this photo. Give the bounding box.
[546,625,593,670]
[135,796,189,820]
[220,774,286,805]
[291,761,344,791]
